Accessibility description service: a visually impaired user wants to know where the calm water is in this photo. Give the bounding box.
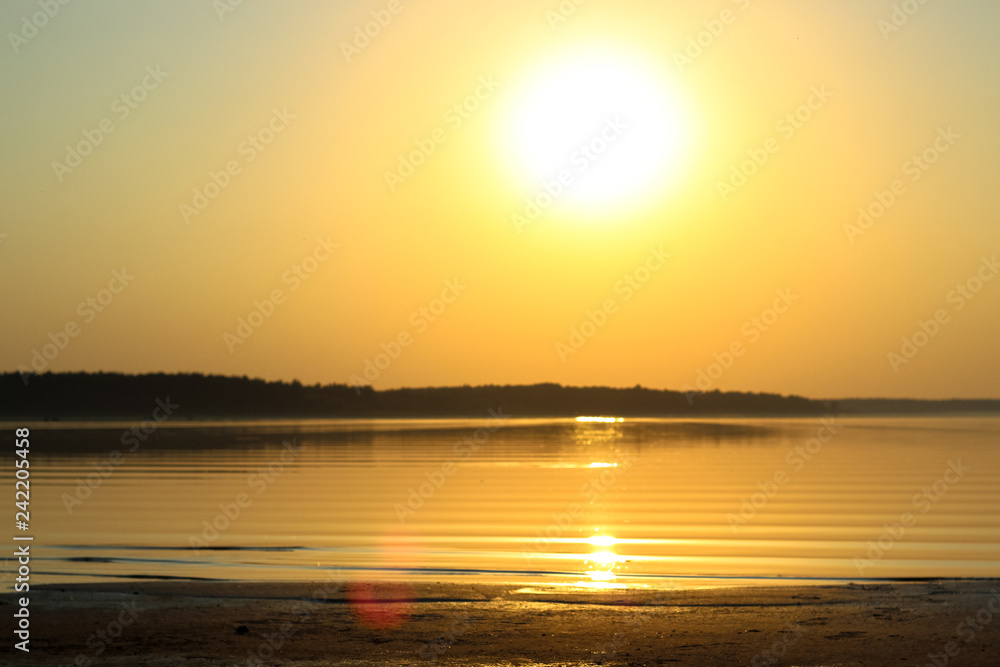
[3,416,998,589]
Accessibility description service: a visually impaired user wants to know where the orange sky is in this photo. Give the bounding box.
[2,0,999,398]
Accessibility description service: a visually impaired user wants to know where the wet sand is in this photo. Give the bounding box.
[6,579,1000,665]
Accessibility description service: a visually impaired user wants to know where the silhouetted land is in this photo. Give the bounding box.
[837,398,1000,413]
[1,372,997,420]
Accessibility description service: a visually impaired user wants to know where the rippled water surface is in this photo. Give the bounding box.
[4,415,998,588]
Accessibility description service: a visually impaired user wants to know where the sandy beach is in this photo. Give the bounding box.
[6,579,998,665]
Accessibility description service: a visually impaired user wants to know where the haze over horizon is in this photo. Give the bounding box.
[3,0,999,400]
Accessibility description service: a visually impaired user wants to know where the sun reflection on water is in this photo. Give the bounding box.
[583,532,623,584]
[588,535,617,548]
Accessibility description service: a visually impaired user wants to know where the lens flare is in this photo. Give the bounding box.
[346,581,414,630]
[347,532,417,630]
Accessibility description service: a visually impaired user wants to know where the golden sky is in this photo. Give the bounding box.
[2,0,999,398]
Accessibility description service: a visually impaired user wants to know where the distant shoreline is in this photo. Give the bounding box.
[3,371,999,420]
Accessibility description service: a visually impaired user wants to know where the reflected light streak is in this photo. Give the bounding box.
[572,579,628,589]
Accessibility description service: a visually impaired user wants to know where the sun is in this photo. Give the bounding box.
[504,50,691,211]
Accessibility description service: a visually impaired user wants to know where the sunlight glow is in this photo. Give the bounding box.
[588,550,621,567]
[505,51,690,209]
[576,416,624,423]
[584,530,623,583]
[573,579,628,589]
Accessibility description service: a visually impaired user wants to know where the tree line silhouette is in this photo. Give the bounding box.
[1,372,995,420]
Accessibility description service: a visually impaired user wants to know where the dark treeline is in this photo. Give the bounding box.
[836,398,1000,414]
[1,372,833,419]
[2,372,997,420]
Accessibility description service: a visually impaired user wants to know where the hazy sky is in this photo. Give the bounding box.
[2,0,999,399]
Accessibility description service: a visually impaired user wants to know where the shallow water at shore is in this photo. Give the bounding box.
[3,415,999,588]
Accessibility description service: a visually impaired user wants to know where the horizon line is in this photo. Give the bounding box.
[5,369,1000,403]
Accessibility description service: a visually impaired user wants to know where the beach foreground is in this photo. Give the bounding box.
[7,580,999,666]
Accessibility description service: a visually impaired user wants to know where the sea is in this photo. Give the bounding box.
[3,415,998,590]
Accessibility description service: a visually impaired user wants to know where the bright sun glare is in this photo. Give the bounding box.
[506,51,690,210]
[588,535,618,548]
